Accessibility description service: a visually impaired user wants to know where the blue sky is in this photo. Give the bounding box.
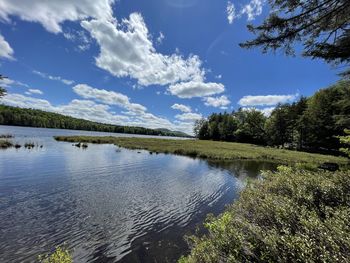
[0,0,341,134]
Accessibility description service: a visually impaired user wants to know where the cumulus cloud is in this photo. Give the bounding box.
[226,1,235,24]
[0,2,224,98]
[203,95,230,108]
[33,70,75,85]
[0,33,14,59]
[81,13,224,98]
[0,0,116,33]
[168,81,225,98]
[171,103,192,113]
[238,94,298,106]
[25,89,43,95]
[73,84,147,113]
[175,112,202,122]
[1,93,54,110]
[81,14,205,87]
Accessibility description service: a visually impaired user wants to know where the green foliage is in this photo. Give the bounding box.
[0,104,189,137]
[240,0,350,76]
[38,246,72,263]
[180,168,350,263]
[195,109,266,145]
[302,81,350,150]
[339,129,350,157]
[195,81,350,153]
[54,136,347,166]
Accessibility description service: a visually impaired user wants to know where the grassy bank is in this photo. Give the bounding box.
[54,136,347,167]
[179,167,350,262]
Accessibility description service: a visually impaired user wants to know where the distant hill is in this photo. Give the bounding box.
[0,104,191,137]
[155,128,192,138]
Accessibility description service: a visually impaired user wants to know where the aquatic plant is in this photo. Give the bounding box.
[0,134,14,139]
[74,142,88,148]
[38,246,72,263]
[0,140,13,149]
[24,142,35,149]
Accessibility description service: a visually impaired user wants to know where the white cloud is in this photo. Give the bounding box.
[81,14,206,87]
[81,13,224,98]
[168,81,225,98]
[0,33,14,59]
[0,0,116,33]
[238,94,298,106]
[1,93,54,110]
[241,0,265,21]
[228,0,265,22]
[33,70,75,85]
[259,107,275,116]
[0,78,30,88]
[226,1,235,24]
[0,77,14,88]
[156,31,164,44]
[203,95,231,109]
[73,84,147,113]
[175,112,202,122]
[242,106,275,116]
[63,29,92,51]
[25,89,43,95]
[171,103,192,113]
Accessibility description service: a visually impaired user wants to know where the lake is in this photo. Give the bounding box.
[0,126,276,262]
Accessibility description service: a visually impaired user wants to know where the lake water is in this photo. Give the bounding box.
[0,126,276,263]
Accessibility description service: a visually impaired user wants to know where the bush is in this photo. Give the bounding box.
[179,167,350,263]
[39,246,72,263]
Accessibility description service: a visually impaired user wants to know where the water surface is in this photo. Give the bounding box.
[0,126,276,262]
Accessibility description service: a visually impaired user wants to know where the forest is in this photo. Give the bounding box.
[194,81,350,153]
[0,104,189,137]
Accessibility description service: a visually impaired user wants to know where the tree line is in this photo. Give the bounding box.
[194,81,350,153]
[0,105,189,137]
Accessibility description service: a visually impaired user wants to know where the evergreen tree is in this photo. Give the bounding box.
[240,0,350,76]
[338,129,350,158]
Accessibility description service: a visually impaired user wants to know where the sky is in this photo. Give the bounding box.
[0,0,342,134]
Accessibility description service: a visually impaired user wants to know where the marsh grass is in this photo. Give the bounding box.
[54,136,347,167]
[0,140,13,149]
[0,134,14,139]
[24,142,35,149]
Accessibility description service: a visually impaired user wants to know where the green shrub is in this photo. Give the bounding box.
[179,167,350,263]
[39,246,72,263]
